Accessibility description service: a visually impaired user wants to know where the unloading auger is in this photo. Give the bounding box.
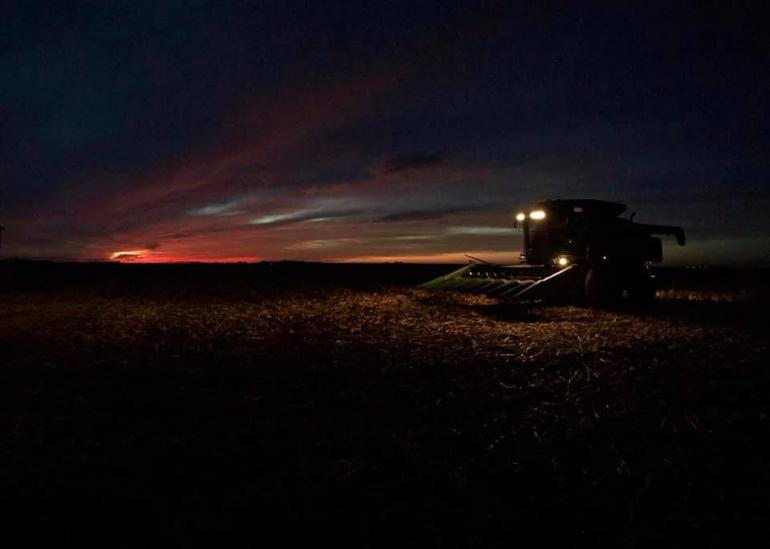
[420,199,685,306]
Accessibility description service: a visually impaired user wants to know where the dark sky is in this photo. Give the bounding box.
[2,1,768,264]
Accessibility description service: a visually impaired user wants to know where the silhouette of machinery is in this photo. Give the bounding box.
[420,199,685,306]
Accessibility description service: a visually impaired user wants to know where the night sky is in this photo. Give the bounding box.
[2,1,768,264]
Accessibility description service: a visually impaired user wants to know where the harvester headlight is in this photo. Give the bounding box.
[555,255,570,267]
[515,212,526,222]
[529,209,546,220]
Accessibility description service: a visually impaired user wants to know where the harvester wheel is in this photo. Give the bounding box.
[584,267,621,307]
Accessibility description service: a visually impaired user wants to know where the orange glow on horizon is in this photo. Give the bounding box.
[109,249,259,263]
[106,249,520,265]
[130,256,260,264]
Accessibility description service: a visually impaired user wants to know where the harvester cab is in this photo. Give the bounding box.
[420,199,685,306]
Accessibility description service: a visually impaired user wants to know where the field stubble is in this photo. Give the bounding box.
[1,263,769,546]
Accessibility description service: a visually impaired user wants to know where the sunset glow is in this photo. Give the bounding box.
[1,2,767,266]
[110,250,258,264]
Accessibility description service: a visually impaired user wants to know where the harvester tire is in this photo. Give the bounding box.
[627,270,656,306]
[584,267,620,307]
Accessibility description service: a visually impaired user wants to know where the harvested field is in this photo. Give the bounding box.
[1,262,769,546]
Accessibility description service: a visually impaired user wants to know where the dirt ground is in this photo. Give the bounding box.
[1,262,769,547]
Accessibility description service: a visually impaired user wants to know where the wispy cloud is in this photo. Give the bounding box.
[188,197,245,216]
[445,226,514,236]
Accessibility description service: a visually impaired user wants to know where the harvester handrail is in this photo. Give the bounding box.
[508,264,576,301]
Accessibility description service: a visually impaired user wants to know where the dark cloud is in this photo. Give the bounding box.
[375,205,483,223]
[381,153,444,174]
[166,231,196,240]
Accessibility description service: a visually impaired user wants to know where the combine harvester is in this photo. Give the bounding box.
[420,199,685,306]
